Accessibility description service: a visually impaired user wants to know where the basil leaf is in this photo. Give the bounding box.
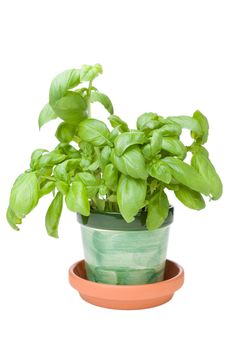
[87,159,100,171]
[80,158,91,170]
[100,146,112,166]
[9,172,39,218]
[49,69,80,105]
[161,137,187,159]
[51,91,87,125]
[191,152,222,200]
[103,164,118,191]
[94,197,105,211]
[109,127,120,141]
[99,184,108,196]
[148,161,172,184]
[6,206,22,231]
[190,143,209,157]
[45,192,63,238]
[38,103,57,129]
[137,113,160,131]
[108,115,129,132]
[146,190,169,230]
[117,175,147,222]
[114,131,147,156]
[167,115,201,135]
[36,151,66,169]
[191,110,209,144]
[90,91,114,114]
[55,143,80,158]
[112,146,148,180]
[157,121,182,136]
[151,130,162,154]
[39,180,55,198]
[80,64,103,82]
[54,159,80,183]
[142,144,153,160]
[56,181,69,195]
[78,118,112,146]
[78,141,94,156]
[65,180,90,216]
[162,157,209,195]
[55,122,76,143]
[175,185,205,210]
[30,149,48,170]
[75,172,99,198]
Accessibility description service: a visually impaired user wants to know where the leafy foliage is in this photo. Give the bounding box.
[7,64,223,236]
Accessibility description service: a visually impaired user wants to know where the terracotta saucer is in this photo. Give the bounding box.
[69,260,184,310]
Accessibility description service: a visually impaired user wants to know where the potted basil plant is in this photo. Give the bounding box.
[7,64,222,307]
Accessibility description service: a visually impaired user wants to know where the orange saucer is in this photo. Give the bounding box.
[69,260,184,310]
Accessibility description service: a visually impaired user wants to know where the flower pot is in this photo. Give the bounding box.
[69,259,184,310]
[77,207,174,286]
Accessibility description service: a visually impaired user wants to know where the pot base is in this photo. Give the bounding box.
[69,259,184,310]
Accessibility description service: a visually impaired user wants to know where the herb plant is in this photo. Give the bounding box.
[7,64,223,237]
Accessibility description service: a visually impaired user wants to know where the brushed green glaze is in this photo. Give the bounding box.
[80,224,170,285]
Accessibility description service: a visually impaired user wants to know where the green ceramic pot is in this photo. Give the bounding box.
[77,208,174,285]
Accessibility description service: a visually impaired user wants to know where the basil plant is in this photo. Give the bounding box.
[7,64,223,237]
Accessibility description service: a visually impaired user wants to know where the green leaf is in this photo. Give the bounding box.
[109,127,120,141]
[49,68,80,105]
[167,115,202,135]
[87,159,100,172]
[103,164,118,191]
[45,192,63,238]
[94,197,105,211]
[90,91,114,114]
[38,103,57,129]
[191,152,222,200]
[157,121,182,137]
[136,113,160,131]
[161,137,187,159]
[51,91,88,125]
[112,146,148,180]
[30,149,48,170]
[78,118,112,146]
[65,180,90,216]
[142,144,153,160]
[80,64,103,82]
[53,159,80,183]
[162,157,209,195]
[175,185,206,210]
[146,190,169,230]
[190,143,209,157]
[117,175,147,222]
[56,181,69,195]
[39,181,55,198]
[99,184,108,196]
[55,143,80,158]
[150,130,162,154]
[79,141,94,156]
[55,122,76,143]
[9,172,39,218]
[114,131,147,156]
[100,146,112,166]
[191,110,209,144]
[148,161,172,184]
[6,206,22,231]
[75,172,99,198]
[36,151,66,169]
[108,115,129,132]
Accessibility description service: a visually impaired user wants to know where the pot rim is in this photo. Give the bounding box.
[77,206,174,231]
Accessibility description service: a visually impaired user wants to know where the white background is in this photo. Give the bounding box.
[0,1,232,349]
